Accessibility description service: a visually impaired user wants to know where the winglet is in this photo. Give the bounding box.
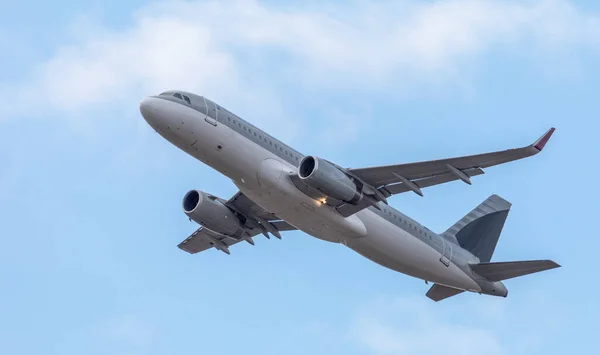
[532,127,555,152]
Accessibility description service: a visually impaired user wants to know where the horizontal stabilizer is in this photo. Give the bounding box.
[471,260,561,282]
[426,284,465,302]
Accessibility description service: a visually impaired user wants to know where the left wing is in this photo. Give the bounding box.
[178,191,296,255]
[348,127,555,198]
[178,227,243,255]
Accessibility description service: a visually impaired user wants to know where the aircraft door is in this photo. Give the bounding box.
[439,237,452,267]
[203,97,218,126]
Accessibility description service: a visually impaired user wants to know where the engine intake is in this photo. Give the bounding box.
[298,156,362,204]
[182,190,244,236]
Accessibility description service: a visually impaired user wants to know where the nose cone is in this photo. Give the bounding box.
[139,96,167,133]
[139,96,158,122]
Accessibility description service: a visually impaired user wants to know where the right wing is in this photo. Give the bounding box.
[289,128,555,218]
[178,191,296,255]
[325,128,555,217]
[349,127,555,197]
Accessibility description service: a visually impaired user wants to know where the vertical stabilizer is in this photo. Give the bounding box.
[443,195,511,262]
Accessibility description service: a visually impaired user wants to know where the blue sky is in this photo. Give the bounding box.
[1,0,598,354]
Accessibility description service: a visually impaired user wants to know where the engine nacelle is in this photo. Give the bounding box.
[182,190,243,236]
[298,156,363,204]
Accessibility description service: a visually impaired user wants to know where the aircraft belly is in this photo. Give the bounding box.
[238,180,367,244]
[171,118,366,243]
[348,210,481,291]
[243,160,367,242]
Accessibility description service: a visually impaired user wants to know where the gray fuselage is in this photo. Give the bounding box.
[139,90,507,296]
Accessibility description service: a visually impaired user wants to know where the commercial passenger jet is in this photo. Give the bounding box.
[139,90,560,301]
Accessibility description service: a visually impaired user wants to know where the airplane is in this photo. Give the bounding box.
[139,90,560,302]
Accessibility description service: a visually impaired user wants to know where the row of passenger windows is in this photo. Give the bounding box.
[226,115,301,162]
[383,208,433,240]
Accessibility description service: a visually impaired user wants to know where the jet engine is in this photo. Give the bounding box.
[298,156,363,204]
[182,190,244,236]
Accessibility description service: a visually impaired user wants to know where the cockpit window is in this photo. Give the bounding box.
[167,92,191,104]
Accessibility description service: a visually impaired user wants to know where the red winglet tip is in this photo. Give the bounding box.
[533,127,555,151]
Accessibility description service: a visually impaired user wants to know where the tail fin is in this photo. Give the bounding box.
[470,260,561,281]
[443,194,511,262]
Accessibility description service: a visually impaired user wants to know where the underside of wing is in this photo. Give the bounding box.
[348,128,555,198]
[178,227,242,254]
[177,190,296,255]
[225,191,281,222]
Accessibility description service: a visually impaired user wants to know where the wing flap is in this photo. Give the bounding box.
[382,168,485,196]
[426,284,465,302]
[270,220,297,231]
[178,227,243,254]
[226,191,279,221]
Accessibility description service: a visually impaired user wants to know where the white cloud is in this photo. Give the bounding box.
[349,296,504,355]
[2,0,599,126]
[347,292,566,355]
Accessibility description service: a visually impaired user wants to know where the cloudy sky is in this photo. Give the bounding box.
[1,0,598,354]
